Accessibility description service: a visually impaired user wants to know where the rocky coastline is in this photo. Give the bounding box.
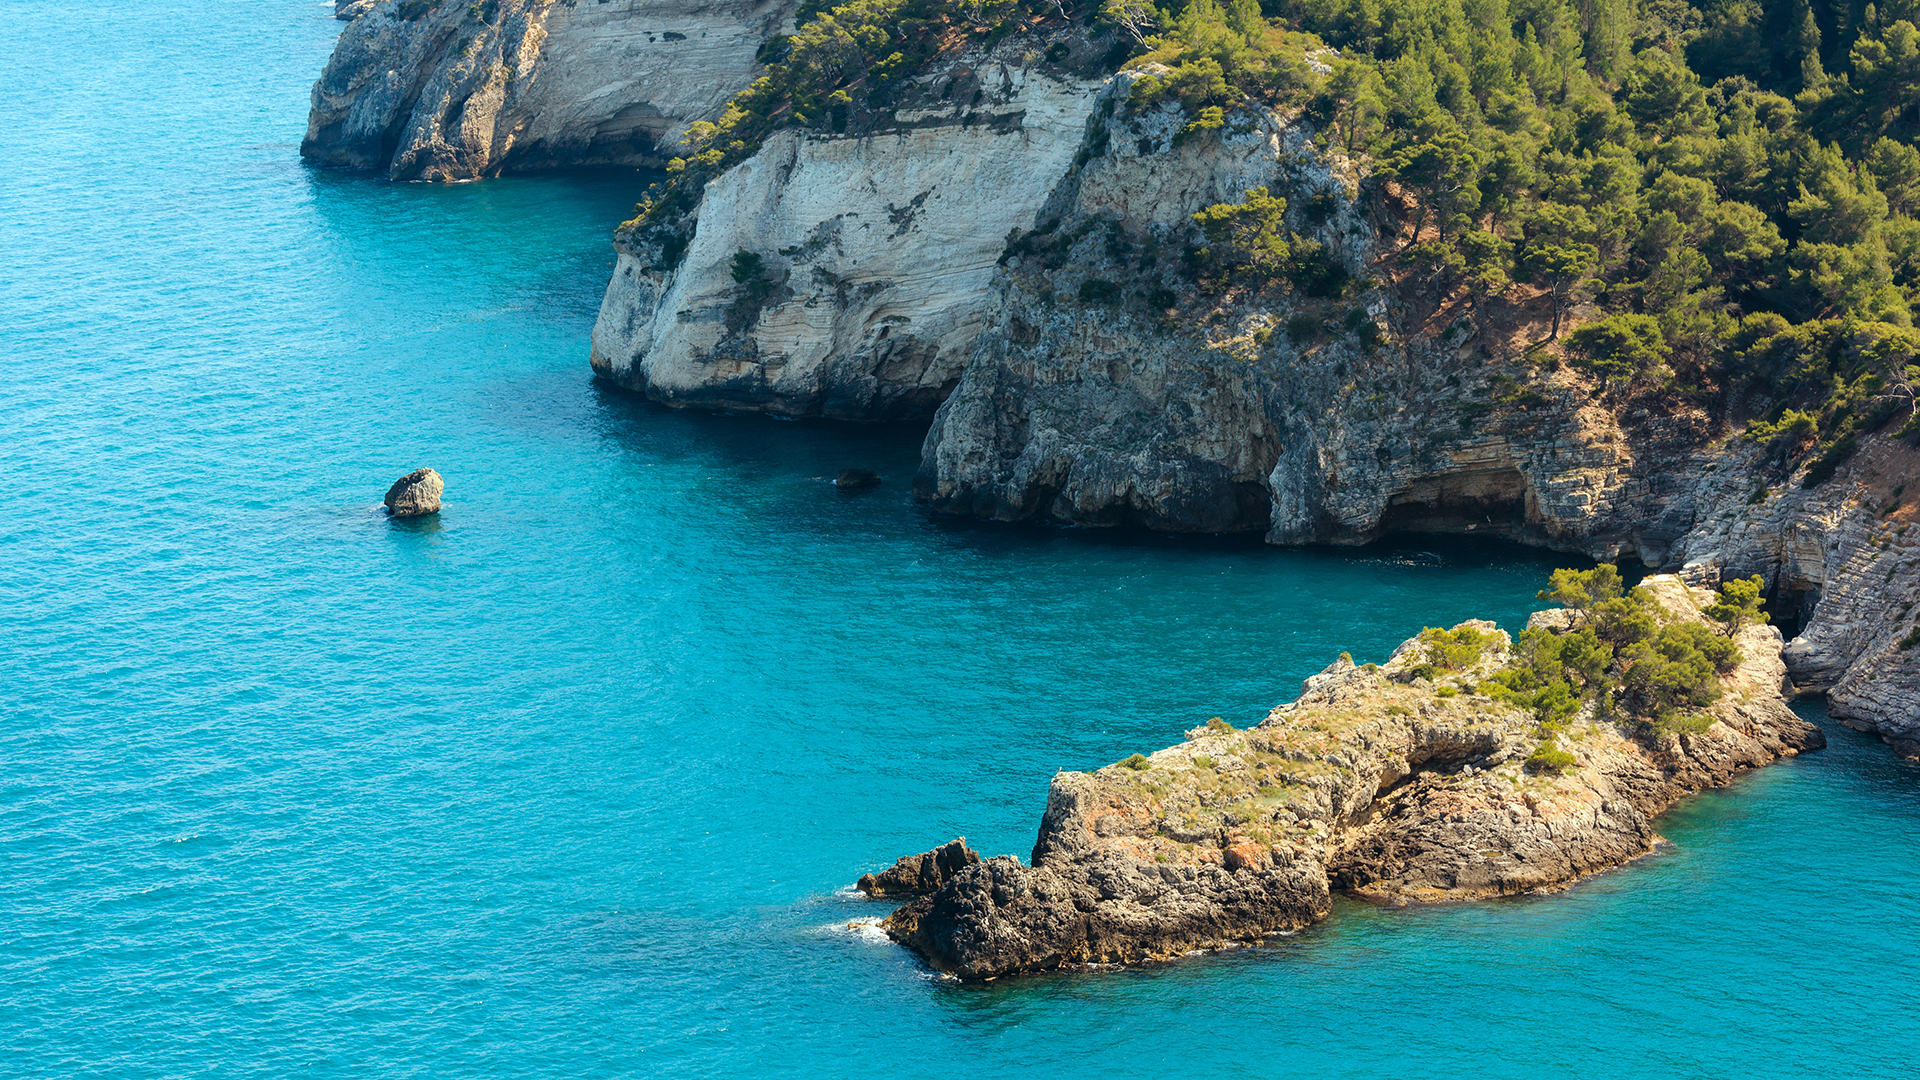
[301,7,1920,756]
[304,0,795,180]
[869,575,1824,979]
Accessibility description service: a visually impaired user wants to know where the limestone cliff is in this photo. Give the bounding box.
[587,44,1107,418]
[876,576,1824,980]
[1672,436,1920,757]
[304,0,795,180]
[916,81,1740,564]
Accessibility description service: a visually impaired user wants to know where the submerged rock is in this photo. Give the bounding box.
[384,468,443,517]
[856,838,979,898]
[834,469,880,490]
[875,576,1824,980]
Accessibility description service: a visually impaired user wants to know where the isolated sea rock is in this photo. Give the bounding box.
[384,468,443,517]
[876,576,1823,979]
[857,838,980,898]
[834,469,881,490]
[303,0,797,180]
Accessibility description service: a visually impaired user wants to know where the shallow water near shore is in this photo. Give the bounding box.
[3,3,1918,1077]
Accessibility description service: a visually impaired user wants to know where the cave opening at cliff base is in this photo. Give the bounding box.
[1375,468,1544,543]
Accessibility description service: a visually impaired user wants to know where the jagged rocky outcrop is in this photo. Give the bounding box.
[916,77,1730,560]
[856,838,980,898]
[588,41,1108,418]
[875,576,1824,979]
[304,0,796,180]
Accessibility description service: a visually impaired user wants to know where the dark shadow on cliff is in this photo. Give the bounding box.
[926,511,1587,574]
[585,378,930,531]
[587,378,1594,578]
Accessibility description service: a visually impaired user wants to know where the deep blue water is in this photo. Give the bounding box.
[3,3,1917,1076]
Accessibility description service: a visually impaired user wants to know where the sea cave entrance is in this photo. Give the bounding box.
[1376,467,1541,542]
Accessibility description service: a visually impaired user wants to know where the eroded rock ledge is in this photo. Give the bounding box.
[871,575,1823,980]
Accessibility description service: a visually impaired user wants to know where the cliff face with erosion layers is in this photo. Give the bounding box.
[305,0,796,180]
[588,40,1108,419]
[872,575,1824,980]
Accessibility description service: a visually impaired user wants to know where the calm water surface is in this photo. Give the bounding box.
[3,3,1917,1077]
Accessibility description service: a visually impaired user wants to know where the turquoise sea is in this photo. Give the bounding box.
[3,3,1917,1076]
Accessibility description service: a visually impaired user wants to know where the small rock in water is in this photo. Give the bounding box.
[834,469,881,490]
[384,468,443,517]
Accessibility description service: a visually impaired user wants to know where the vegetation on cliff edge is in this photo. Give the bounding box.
[623,0,1920,479]
[1098,0,1920,476]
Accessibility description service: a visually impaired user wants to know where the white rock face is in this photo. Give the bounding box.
[919,89,1654,542]
[304,0,796,180]
[588,61,1108,419]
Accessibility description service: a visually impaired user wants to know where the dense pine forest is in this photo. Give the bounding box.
[1135,0,1920,481]
[636,0,1920,483]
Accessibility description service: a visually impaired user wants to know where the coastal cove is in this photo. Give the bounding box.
[3,3,1919,1077]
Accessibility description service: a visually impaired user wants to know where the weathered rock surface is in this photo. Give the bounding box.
[917,80,1734,561]
[878,576,1823,979]
[589,41,1107,418]
[1670,435,1920,757]
[304,0,796,180]
[856,838,980,898]
[384,467,444,516]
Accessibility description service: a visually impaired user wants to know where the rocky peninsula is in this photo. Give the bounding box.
[867,574,1824,979]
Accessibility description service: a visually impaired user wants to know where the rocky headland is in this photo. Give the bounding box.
[302,6,1920,755]
[305,0,796,180]
[872,575,1824,979]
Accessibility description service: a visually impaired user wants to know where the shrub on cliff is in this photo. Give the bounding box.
[1705,575,1767,637]
[1192,187,1291,280]
[730,250,773,300]
[1618,623,1737,723]
[1567,314,1672,386]
[1538,565,1625,614]
[1417,624,1496,671]
[1124,0,1326,113]
[1525,741,1577,774]
[1513,567,1743,735]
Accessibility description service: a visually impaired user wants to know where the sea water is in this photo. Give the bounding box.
[2,3,1916,1077]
